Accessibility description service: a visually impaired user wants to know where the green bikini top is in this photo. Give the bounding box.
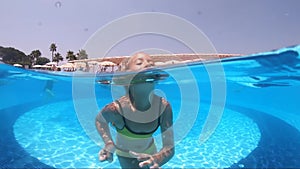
[116,125,157,139]
[114,96,162,139]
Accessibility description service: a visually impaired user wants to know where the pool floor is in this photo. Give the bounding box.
[1,100,299,168]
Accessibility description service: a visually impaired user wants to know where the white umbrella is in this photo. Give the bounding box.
[98,61,116,66]
[46,62,58,66]
[60,63,74,68]
[88,61,100,65]
[32,65,42,68]
[74,62,86,67]
[41,65,51,68]
[13,63,22,67]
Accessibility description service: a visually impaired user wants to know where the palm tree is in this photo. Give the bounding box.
[53,52,64,64]
[49,43,57,61]
[66,50,77,61]
[76,49,88,60]
[29,50,42,66]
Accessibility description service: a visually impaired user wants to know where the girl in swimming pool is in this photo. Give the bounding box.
[95,52,174,169]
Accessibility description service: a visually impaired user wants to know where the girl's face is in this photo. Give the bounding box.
[128,53,154,71]
[126,53,155,90]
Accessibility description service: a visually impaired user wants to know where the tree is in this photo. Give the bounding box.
[22,55,32,66]
[53,52,64,64]
[66,50,77,61]
[29,50,42,65]
[36,57,50,65]
[0,46,29,65]
[49,43,57,62]
[77,49,88,60]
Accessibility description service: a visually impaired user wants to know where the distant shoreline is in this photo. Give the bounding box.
[13,53,242,72]
[70,53,242,65]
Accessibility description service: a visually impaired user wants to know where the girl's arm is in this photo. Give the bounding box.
[152,102,175,166]
[95,103,119,162]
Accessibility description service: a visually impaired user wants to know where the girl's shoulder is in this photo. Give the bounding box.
[102,102,119,113]
[160,97,170,106]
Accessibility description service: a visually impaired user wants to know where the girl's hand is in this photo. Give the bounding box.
[98,148,113,162]
[129,151,161,169]
[98,142,115,163]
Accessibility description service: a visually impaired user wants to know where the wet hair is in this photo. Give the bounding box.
[119,52,152,71]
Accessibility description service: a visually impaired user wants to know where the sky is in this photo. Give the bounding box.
[1,0,300,60]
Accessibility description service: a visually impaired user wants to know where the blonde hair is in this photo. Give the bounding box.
[119,52,152,72]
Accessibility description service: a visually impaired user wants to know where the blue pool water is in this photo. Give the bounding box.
[1,45,300,168]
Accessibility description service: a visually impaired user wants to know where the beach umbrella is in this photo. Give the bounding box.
[41,65,51,68]
[74,62,86,67]
[32,65,42,68]
[88,61,100,65]
[46,62,58,66]
[13,63,22,67]
[98,61,116,66]
[60,63,74,68]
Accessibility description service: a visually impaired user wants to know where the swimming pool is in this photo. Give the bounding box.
[1,45,300,168]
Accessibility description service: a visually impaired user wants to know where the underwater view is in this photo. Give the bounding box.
[0,45,299,168]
